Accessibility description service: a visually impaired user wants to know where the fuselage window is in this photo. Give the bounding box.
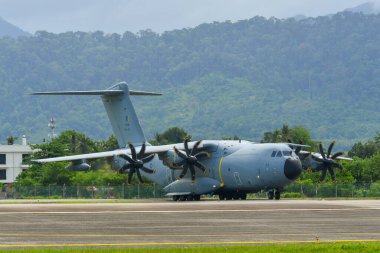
[271,151,276,157]
[276,151,282,157]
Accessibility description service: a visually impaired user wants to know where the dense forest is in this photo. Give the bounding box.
[0,12,380,149]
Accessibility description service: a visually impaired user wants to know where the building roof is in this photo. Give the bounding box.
[0,144,33,153]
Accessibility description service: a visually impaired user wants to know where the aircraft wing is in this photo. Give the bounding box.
[334,156,353,161]
[33,141,205,163]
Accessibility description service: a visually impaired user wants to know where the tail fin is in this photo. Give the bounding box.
[32,82,161,148]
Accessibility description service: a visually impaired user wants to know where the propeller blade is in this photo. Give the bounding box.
[327,141,335,158]
[332,162,343,170]
[141,154,155,163]
[194,161,207,173]
[127,170,134,184]
[191,140,202,155]
[138,142,146,158]
[120,154,135,164]
[331,152,344,160]
[312,155,325,163]
[173,146,188,160]
[141,166,155,174]
[320,168,327,182]
[318,143,326,160]
[172,159,187,168]
[184,139,190,156]
[128,143,137,160]
[328,166,336,181]
[179,164,189,179]
[189,164,196,181]
[119,163,134,173]
[135,168,144,184]
[194,151,210,159]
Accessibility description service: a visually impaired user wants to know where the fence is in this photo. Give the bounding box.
[281,182,380,198]
[2,184,167,199]
[0,182,379,199]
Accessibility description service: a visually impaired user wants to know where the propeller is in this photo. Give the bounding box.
[312,141,344,182]
[287,139,303,155]
[172,139,209,181]
[119,142,155,184]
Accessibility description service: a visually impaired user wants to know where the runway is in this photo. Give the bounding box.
[0,200,379,248]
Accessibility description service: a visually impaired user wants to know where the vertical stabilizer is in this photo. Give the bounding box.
[32,81,161,148]
[102,82,159,148]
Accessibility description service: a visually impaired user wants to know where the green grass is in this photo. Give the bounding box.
[1,243,380,253]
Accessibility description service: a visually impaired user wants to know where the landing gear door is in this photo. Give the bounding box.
[234,172,243,186]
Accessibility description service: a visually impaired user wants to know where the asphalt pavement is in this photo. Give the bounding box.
[0,199,379,248]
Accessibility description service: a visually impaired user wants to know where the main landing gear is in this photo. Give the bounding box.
[218,192,247,200]
[267,189,281,200]
[172,194,201,201]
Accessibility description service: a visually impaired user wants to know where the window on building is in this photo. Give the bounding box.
[22,154,30,164]
[0,169,6,180]
[0,154,5,164]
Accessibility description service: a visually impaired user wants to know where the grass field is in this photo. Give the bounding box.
[1,243,380,253]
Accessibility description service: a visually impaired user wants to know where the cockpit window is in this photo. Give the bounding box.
[276,151,282,157]
[282,151,292,156]
[271,151,276,157]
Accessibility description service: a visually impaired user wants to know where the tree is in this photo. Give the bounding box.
[262,125,316,148]
[16,130,127,186]
[150,127,190,145]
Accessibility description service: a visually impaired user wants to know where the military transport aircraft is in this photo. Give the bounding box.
[32,82,352,201]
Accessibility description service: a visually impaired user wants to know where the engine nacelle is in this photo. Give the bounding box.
[66,159,91,171]
[162,150,184,168]
[110,156,128,171]
[301,155,322,172]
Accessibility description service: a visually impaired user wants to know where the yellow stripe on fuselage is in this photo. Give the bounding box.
[218,157,225,187]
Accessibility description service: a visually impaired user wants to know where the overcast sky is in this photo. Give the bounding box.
[0,0,379,34]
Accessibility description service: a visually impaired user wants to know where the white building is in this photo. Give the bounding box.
[0,136,33,184]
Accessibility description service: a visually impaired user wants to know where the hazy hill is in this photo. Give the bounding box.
[345,2,380,14]
[0,17,30,38]
[0,12,379,149]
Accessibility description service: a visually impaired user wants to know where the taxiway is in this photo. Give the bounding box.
[0,199,379,248]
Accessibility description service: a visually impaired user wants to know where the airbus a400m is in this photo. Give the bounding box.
[32,82,352,201]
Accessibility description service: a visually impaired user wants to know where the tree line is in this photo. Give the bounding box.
[0,12,380,147]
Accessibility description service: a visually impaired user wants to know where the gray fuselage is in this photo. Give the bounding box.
[142,140,302,195]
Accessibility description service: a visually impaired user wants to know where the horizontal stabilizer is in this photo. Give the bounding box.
[31,90,162,96]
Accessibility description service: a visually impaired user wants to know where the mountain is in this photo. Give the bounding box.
[345,2,380,14]
[0,17,30,38]
[0,12,379,149]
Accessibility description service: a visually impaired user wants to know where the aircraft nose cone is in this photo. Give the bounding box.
[284,158,302,180]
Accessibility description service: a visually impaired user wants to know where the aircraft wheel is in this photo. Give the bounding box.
[226,194,232,200]
[233,194,239,200]
[172,195,179,201]
[219,194,225,200]
[187,195,194,201]
[179,195,187,201]
[194,195,201,201]
[274,190,281,200]
[240,193,247,200]
[267,190,274,200]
